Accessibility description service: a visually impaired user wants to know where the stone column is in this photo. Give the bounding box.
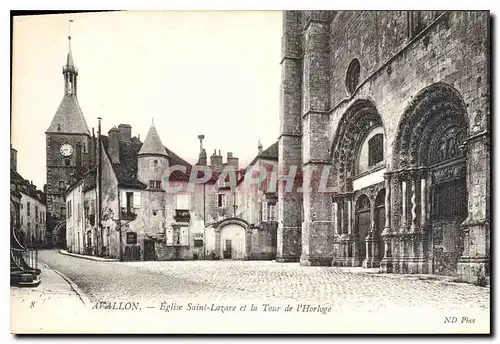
[333,201,338,236]
[299,11,334,267]
[347,197,353,236]
[458,131,490,283]
[380,174,392,272]
[363,201,376,268]
[339,199,347,264]
[419,173,427,261]
[410,176,417,233]
[332,200,339,263]
[399,173,408,273]
[420,175,426,228]
[277,11,303,263]
[401,178,407,231]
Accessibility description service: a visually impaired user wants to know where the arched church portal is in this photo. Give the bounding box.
[390,82,468,275]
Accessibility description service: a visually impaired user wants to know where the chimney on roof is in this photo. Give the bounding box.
[89,128,96,169]
[210,149,223,172]
[227,152,239,171]
[197,134,207,166]
[258,139,263,155]
[118,124,132,142]
[107,126,120,164]
[10,145,17,172]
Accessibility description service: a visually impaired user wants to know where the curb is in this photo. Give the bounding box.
[41,263,92,307]
[59,249,118,262]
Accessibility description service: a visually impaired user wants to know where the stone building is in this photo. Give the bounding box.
[45,35,93,248]
[54,30,279,261]
[65,122,193,260]
[64,120,279,261]
[10,147,48,248]
[279,11,490,283]
[202,141,279,260]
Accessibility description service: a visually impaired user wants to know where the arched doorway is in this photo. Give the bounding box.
[330,99,387,267]
[391,82,468,275]
[374,189,385,261]
[220,223,246,260]
[355,195,370,263]
[54,221,67,250]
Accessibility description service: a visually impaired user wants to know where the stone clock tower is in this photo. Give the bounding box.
[45,34,91,245]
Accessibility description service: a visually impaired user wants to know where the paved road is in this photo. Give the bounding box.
[39,249,489,314]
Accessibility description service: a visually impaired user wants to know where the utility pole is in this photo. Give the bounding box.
[97,117,102,257]
[117,185,123,261]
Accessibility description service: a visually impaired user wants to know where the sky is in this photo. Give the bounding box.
[11,11,282,188]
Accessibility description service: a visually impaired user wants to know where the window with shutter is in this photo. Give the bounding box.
[166,228,174,246]
[176,194,190,210]
[174,229,181,245]
[180,227,189,246]
[262,201,268,222]
[217,194,226,208]
[268,203,277,221]
[126,232,137,245]
[133,192,141,208]
[120,191,127,209]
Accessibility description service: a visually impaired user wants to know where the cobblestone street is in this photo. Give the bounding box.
[35,249,490,333]
[38,250,489,310]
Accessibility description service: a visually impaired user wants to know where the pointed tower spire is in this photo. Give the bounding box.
[138,123,169,157]
[66,20,75,70]
[46,19,89,134]
[63,19,77,96]
[258,137,263,155]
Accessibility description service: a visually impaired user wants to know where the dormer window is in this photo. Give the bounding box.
[148,180,162,190]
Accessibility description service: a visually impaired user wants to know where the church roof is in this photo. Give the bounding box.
[138,124,168,157]
[248,141,278,166]
[46,94,90,135]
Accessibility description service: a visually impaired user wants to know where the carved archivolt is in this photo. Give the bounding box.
[331,100,384,193]
[393,82,469,170]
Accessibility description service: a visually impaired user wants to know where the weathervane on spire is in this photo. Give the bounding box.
[68,19,74,41]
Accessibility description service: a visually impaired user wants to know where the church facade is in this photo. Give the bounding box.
[278,11,490,283]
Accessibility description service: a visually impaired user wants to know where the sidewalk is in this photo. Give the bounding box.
[10,263,90,333]
[59,249,119,262]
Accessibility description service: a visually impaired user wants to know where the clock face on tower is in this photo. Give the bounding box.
[60,143,74,157]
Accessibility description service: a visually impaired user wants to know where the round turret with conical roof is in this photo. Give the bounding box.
[137,121,169,189]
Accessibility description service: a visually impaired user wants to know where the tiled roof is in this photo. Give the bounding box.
[247,141,278,167]
[138,125,168,157]
[236,141,279,185]
[101,134,192,189]
[46,95,90,135]
[115,139,147,189]
[11,169,46,204]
